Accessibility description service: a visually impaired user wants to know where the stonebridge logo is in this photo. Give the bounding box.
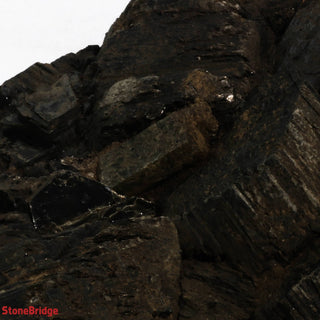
[1,306,59,317]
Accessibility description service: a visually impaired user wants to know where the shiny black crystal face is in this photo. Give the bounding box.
[30,172,116,229]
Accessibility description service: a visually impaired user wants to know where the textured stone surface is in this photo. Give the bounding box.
[27,75,78,126]
[166,74,320,317]
[99,101,218,194]
[167,74,320,261]
[179,260,255,320]
[275,266,320,320]
[0,190,15,213]
[94,74,163,145]
[94,0,263,96]
[86,0,284,149]
[0,206,181,320]
[253,261,320,320]
[30,171,121,229]
[1,45,99,99]
[279,0,320,91]
[100,75,160,107]
[0,0,319,319]
[0,46,99,159]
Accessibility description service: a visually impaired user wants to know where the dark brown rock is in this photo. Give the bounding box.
[94,0,263,95]
[0,46,100,161]
[21,74,79,134]
[275,266,320,320]
[85,0,284,149]
[0,204,181,320]
[0,0,319,319]
[0,190,15,213]
[180,260,255,320]
[261,0,302,38]
[166,73,320,316]
[30,171,121,229]
[278,0,320,91]
[98,101,218,194]
[94,74,164,146]
[167,73,320,261]
[0,45,99,100]
[253,259,320,320]
[92,68,230,149]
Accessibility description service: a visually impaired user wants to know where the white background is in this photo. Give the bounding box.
[0,0,130,85]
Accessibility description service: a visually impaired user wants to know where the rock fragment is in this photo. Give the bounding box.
[167,74,320,269]
[99,101,218,194]
[0,0,319,319]
[279,0,320,91]
[0,208,181,320]
[18,74,80,136]
[30,171,121,229]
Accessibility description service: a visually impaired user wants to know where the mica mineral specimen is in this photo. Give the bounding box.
[0,0,319,319]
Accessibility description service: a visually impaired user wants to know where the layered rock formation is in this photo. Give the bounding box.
[0,0,320,319]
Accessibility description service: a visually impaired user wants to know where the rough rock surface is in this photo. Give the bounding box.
[30,171,121,229]
[0,203,181,320]
[0,0,320,319]
[99,101,218,194]
[167,75,320,260]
